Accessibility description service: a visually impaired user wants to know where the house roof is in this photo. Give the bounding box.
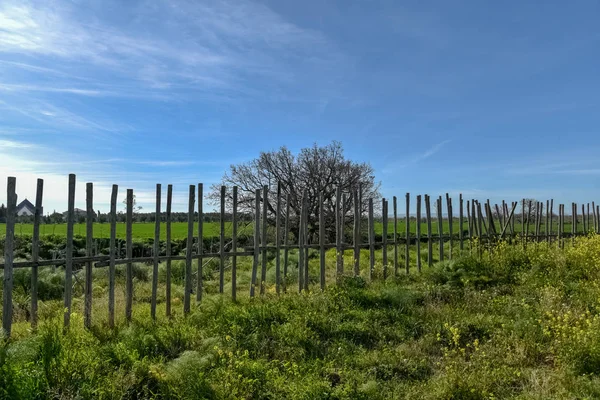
[17,198,35,211]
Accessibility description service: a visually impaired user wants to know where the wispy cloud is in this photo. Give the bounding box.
[382,139,451,174]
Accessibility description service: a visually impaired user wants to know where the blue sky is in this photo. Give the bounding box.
[1,0,600,213]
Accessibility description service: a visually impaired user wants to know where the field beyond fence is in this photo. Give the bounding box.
[2,174,599,337]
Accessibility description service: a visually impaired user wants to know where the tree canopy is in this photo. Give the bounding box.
[209,141,380,241]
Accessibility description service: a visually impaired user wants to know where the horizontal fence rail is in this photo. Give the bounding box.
[1,174,599,337]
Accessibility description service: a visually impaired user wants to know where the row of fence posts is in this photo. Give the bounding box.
[2,174,600,336]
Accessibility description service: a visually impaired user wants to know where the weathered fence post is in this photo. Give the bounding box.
[250,190,260,297]
[151,184,161,320]
[283,194,290,293]
[319,192,326,288]
[368,198,375,280]
[382,198,388,279]
[416,195,422,272]
[353,190,361,277]
[64,174,76,329]
[108,185,118,327]
[393,196,398,275]
[85,182,94,328]
[184,185,195,314]
[196,183,203,302]
[437,196,443,262]
[459,194,464,251]
[336,186,343,279]
[405,193,410,274]
[275,183,281,294]
[2,177,17,337]
[31,178,43,330]
[426,195,433,266]
[221,186,227,294]
[165,185,173,315]
[260,185,268,295]
[125,188,133,322]
[232,186,238,300]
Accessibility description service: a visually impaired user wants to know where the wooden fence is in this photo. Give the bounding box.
[1,174,599,337]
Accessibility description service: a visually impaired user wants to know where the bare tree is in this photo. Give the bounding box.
[521,198,538,222]
[209,141,380,241]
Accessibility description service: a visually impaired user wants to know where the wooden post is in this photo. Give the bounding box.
[275,183,281,295]
[250,190,260,297]
[558,204,563,247]
[368,198,375,280]
[466,200,472,254]
[196,183,203,302]
[549,200,554,243]
[574,203,578,239]
[342,194,347,274]
[588,203,591,233]
[446,194,452,259]
[521,199,526,245]
[393,196,398,275]
[2,177,16,336]
[108,185,117,327]
[319,192,326,289]
[31,178,43,330]
[353,190,360,277]
[500,200,506,229]
[593,202,597,233]
[260,185,268,295]
[405,193,410,274]
[426,195,433,265]
[477,201,484,259]
[85,182,94,328]
[298,193,305,291]
[151,184,161,320]
[336,186,342,279]
[125,188,133,322]
[220,186,226,294]
[525,201,532,247]
[459,194,464,251]
[437,196,443,262]
[448,197,453,259]
[303,194,309,291]
[416,195,422,272]
[232,186,238,300]
[184,185,195,314]
[582,204,587,234]
[166,185,173,315]
[382,198,388,279]
[283,194,290,293]
[64,174,76,328]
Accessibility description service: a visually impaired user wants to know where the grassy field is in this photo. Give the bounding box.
[0,220,581,240]
[3,237,600,398]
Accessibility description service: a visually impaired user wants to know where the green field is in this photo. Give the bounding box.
[2,237,600,398]
[0,220,582,240]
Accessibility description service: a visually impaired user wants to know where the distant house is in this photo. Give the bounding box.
[17,199,42,216]
[62,208,90,218]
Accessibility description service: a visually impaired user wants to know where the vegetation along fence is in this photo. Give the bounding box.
[2,174,599,337]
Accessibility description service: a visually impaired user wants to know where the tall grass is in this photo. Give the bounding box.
[2,236,600,398]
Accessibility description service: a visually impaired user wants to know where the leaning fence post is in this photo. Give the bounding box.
[2,177,16,337]
[64,174,76,329]
[393,196,398,275]
[31,178,43,330]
